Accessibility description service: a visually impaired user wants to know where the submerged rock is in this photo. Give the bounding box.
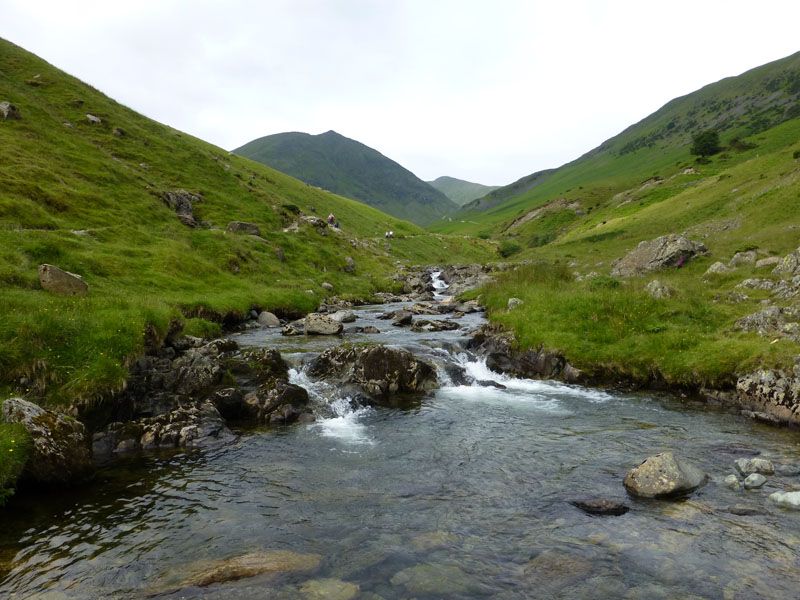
[570,498,630,516]
[623,452,708,499]
[300,578,360,600]
[2,398,94,486]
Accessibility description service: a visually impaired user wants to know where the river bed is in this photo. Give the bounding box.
[1,279,800,599]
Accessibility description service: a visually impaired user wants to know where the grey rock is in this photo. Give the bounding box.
[257,311,280,328]
[729,251,757,267]
[243,380,312,424]
[772,246,800,276]
[743,473,767,489]
[734,305,800,343]
[329,310,356,323]
[226,221,261,236]
[0,101,21,120]
[645,279,672,299]
[321,282,334,292]
[726,505,763,516]
[769,490,800,509]
[392,310,414,326]
[775,463,800,476]
[38,264,88,296]
[1,398,94,486]
[507,297,524,310]
[736,368,800,426]
[756,256,781,269]
[723,474,741,490]
[343,256,355,273]
[734,457,775,476]
[610,234,707,277]
[704,261,733,276]
[570,498,630,516]
[623,452,708,498]
[735,278,775,291]
[411,319,459,332]
[86,113,101,124]
[305,313,343,335]
[162,189,200,227]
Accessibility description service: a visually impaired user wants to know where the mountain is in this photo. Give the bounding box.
[432,50,800,238]
[233,130,458,226]
[427,176,501,206]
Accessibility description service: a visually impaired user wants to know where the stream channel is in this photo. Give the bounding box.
[2,274,800,599]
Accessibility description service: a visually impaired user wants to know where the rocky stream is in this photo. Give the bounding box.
[2,271,800,599]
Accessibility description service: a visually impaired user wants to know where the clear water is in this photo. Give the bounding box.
[2,286,800,599]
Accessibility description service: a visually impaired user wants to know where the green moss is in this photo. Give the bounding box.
[0,423,32,506]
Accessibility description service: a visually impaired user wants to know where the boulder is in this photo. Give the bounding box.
[257,311,280,327]
[623,452,708,498]
[610,234,707,277]
[411,319,459,332]
[769,491,800,510]
[729,251,757,267]
[772,246,800,276]
[755,256,781,269]
[343,256,356,273]
[0,101,21,120]
[172,550,322,589]
[162,189,200,227]
[392,310,414,326]
[2,398,94,486]
[321,282,334,292]
[243,380,313,424]
[307,344,437,398]
[723,474,741,490]
[86,113,101,124]
[734,305,800,343]
[735,368,800,427]
[507,297,524,310]
[304,313,343,335]
[645,279,672,299]
[329,310,356,323]
[300,578,360,600]
[704,261,733,276]
[38,264,88,296]
[226,221,261,236]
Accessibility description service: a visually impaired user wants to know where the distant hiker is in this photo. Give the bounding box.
[389,231,394,239]
[385,231,389,238]
[327,213,335,224]
[677,256,684,268]
[334,221,339,228]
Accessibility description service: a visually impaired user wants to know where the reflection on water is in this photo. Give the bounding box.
[2,293,800,599]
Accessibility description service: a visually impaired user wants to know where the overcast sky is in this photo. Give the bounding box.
[2,1,800,185]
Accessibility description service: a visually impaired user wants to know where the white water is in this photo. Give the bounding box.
[431,270,450,299]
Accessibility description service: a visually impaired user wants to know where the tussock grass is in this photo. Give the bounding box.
[484,263,795,388]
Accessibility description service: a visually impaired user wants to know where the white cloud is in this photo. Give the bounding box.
[2,0,799,184]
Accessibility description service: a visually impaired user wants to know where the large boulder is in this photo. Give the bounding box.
[735,368,800,426]
[307,344,437,397]
[38,264,88,296]
[257,311,281,327]
[769,491,800,510]
[610,234,707,277]
[305,313,343,335]
[2,398,94,486]
[772,246,800,276]
[623,452,708,498]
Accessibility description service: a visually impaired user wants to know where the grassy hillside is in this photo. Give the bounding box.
[234,130,459,226]
[431,50,800,238]
[0,37,494,411]
[427,176,501,206]
[442,50,800,391]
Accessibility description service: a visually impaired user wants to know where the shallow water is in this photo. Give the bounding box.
[2,283,800,599]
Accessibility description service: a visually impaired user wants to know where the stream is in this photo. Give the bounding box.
[1,273,800,599]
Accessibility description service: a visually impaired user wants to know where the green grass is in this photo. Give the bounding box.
[483,263,796,388]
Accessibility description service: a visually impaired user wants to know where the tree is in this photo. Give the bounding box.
[690,130,721,157]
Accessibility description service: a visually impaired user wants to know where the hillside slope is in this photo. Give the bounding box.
[0,37,494,407]
[233,130,458,226]
[427,176,501,206]
[432,50,800,238]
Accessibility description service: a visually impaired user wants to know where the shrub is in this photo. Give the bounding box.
[498,239,521,258]
[588,275,621,290]
[477,232,491,239]
[182,318,222,339]
[690,130,721,157]
[793,150,800,159]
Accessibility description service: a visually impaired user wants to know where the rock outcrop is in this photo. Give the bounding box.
[733,368,800,425]
[467,323,585,384]
[623,452,708,498]
[162,189,200,227]
[226,221,261,236]
[0,101,21,120]
[610,234,707,277]
[307,344,437,398]
[242,380,313,424]
[2,398,94,486]
[38,264,88,296]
